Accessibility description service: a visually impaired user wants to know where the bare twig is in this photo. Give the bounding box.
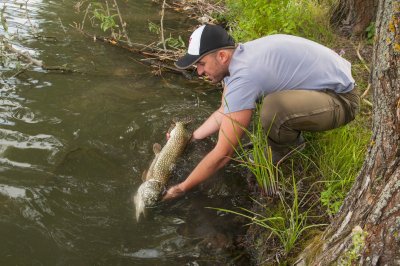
[5,42,73,72]
[6,42,43,67]
[81,2,91,30]
[363,99,373,107]
[360,83,371,99]
[112,0,132,46]
[58,17,67,33]
[10,62,33,78]
[139,57,194,79]
[24,0,38,35]
[160,0,167,51]
[355,42,371,73]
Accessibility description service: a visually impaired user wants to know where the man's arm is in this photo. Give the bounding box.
[192,105,224,140]
[192,86,229,140]
[163,108,253,200]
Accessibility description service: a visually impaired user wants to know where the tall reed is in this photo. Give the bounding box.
[233,109,281,196]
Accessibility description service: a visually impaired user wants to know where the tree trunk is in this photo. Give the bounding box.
[297,0,400,265]
[331,0,379,36]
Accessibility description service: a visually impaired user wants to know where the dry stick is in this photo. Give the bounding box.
[360,83,371,99]
[112,0,131,46]
[58,17,67,33]
[24,0,38,35]
[10,62,33,78]
[356,42,371,73]
[6,43,43,67]
[160,0,167,52]
[363,99,373,107]
[140,58,194,79]
[72,26,194,78]
[355,42,372,103]
[5,43,73,72]
[81,2,91,30]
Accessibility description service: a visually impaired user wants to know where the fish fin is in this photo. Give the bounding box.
[153,143,162,154]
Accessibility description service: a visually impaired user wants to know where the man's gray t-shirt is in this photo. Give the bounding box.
[223,34,355,113]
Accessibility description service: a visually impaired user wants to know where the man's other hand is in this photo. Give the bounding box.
[162,185,185,201]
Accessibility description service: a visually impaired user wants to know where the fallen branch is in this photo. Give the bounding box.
[71,25,195,78]
[10,62,33,78]
[355,42,371,73]
[160,0,167,51]
[363,98,373,107]
[139,58,194,79]
[4,42,74,72]
[360,83,371,99]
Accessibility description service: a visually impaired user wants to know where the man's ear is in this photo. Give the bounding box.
[217,50,230,64]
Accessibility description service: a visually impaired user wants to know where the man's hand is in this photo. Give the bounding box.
[162,184,185,201]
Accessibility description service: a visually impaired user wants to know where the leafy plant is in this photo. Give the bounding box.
[164,35,185,50]
[365,22,375,44]
[91,2,118,32]
[148,21,185,50]
[148,21,160,34]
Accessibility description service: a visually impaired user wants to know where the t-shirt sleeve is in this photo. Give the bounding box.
[223,75,260,113]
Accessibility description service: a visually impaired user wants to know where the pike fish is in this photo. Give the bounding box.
[134,119,192,220]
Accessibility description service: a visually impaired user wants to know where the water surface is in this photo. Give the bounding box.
[0,1,250,264]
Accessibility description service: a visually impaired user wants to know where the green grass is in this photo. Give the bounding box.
[233,107,281,196]
[224,0,336,42]
[306,118,370,215]
[209,167,326,255]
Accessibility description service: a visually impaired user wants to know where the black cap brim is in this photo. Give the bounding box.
[175,54,201,69]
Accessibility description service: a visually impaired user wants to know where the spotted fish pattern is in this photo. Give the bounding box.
[134,119,191,220]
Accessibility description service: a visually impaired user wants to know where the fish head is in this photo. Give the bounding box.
[136,179,163,207]
[134,180,163,221]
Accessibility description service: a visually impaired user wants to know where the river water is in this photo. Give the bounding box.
[0,0,250,265]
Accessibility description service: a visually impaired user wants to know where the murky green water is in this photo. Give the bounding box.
[0,0,250,265]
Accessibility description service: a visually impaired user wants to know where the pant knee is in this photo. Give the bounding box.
[260,93,286,133]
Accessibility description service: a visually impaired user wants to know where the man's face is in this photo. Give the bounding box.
[195,51,228,84]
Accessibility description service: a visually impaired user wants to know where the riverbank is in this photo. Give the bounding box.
[169,0,373,264]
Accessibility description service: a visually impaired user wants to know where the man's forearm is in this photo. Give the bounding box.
[192,107,224,140]
[178,147,231,192]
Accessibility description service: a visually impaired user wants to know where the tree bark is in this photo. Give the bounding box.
[297,0,400,265]
[331,0,379,36]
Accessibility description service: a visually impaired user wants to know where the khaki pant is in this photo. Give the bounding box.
[260,88,359,152]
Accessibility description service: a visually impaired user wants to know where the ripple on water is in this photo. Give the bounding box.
[0,184,26,198]
[0,128,62,152]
